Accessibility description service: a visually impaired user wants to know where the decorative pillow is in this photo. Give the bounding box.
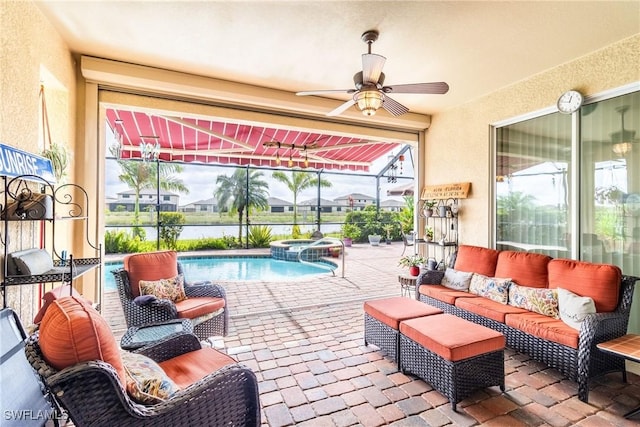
[469,273,511,304]
[120,351,180,404]
[557,287,596,330]
[139,274,187,303]
[508,283,559,318]
[39,296,126,385]
[11,249,53,275]
[441,268,473,291]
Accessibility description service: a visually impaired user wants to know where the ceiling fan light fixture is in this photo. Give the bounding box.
[355,90,384,116]
[613,142,633,156]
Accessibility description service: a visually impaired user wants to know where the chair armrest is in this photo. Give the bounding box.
[416,270,444,286]
[185,282,227,300]
[134,332,202,362]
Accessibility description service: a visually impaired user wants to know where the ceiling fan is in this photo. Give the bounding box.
[296,30,449,117]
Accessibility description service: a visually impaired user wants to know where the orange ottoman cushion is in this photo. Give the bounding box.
[39,296,126,385]
[400,314,505,361]
[124,250,179,297]
[364,297,443,329]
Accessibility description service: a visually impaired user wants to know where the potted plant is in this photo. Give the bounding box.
[341,223,360,247]
[382,223,394,245]
[423,200,437,217]
[398,254,427,276]
[425,225,434,242]
[368,221,382,246]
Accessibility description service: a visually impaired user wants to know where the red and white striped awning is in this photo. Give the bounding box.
[106,109,403,172]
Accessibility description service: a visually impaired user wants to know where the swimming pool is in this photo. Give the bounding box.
[103,255,336,291]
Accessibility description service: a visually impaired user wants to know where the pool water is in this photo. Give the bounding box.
[104,256,334,291]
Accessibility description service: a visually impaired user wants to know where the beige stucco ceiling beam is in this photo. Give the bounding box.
[82,56,430,135]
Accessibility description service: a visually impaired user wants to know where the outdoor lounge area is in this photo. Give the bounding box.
[97,244,640,426]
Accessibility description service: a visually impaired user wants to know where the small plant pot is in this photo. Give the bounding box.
[368,235,381,246]
[330,248,341,258]
[409,266,420,276]
[343,238,352,247]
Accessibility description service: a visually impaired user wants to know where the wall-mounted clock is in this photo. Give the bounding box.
[557,90,584,114]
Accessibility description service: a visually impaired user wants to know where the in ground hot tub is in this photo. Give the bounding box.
[270,239,341,262]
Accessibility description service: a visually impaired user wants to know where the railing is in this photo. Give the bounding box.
[297,237,345,278]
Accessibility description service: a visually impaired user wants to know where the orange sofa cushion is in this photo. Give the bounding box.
[400,314,505,361]
[124,251,179,297]
[418,284,477,305]
[454,245,500,277]
[176,297,225,320]
[39,296,126,385]
[505,312,579,348]
[455,296,528,323]
[548,259,621,312]
[495,251,551,288]
[363,297,442,329]
[159,347,236,389]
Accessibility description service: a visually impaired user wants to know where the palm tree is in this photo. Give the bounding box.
[215,169,269,242]
[271,171,332,228]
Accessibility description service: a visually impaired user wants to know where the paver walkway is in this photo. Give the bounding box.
[102,243,640,426]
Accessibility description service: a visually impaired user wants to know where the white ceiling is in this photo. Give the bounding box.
[36,1,640,117]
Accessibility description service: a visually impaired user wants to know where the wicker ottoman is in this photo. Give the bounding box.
[364,297,443,365]
[399,313,505,411]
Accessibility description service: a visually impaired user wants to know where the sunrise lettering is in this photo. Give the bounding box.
[0,146,38,176]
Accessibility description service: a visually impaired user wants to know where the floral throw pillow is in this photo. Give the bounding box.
[440,268,473,291]
[469,273,511,304]
[557,287,596,330]
[121,351,179,404]
[508,283,559,318]
[139,274,187,303]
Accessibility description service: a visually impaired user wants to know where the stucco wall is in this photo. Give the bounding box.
[425,34,640,247]
[0,1,76,321]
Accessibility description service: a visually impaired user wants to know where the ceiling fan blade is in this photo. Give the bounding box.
[362,53,386,84]
[382,82,450,94]
[382,95,410,116]
[326,99,357,116]
[296,89,356,96]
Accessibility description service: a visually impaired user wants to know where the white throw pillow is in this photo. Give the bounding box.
[557,287,596,330]
[441,268,473,291]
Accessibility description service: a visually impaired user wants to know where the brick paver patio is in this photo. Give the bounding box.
[102,243,640,426]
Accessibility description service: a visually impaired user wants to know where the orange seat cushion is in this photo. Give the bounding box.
[505,312,579,348]
[455,296,528,323]
[124,251,179,297]
[175,297,225,319]
[548,259,621,312]
[364,297,442,329]
[39,296,126,385]
[400,314,505,361]
[454,245,500,277]
[495,251,551,288]
[159,347,236,389]
[418,284,477,305]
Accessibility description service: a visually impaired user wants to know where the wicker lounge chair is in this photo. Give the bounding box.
[112,250,228,340]
[24,297,260,427]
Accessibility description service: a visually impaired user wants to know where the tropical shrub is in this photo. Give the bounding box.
[159,212,186,250]
[249,225,273,248]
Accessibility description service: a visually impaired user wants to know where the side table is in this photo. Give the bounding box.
[398,274,418,298]
[121,319,193,350]
[596,334,640,419]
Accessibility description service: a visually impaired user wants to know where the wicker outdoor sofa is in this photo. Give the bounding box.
[415,244,638,403]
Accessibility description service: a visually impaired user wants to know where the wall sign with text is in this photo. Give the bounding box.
[421,182,471,200]
[0,143,56,183]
